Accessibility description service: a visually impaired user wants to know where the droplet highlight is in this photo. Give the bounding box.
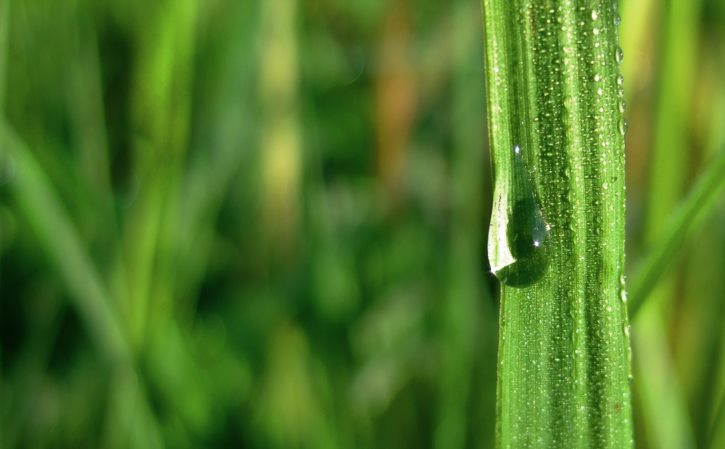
[488,145,551,287]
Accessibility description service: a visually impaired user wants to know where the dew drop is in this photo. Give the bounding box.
[615,46,624,64]
[613,13,622,26]
[618,118,628,135]
[618,99,626,113]
[619,274,628,304]
[617,74,624,86]
[591,9,599,20]
[488,145,551,287]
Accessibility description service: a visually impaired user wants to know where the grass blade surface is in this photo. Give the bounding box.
[481,1,633,447]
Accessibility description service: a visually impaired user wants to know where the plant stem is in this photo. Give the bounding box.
[481,1,633,447]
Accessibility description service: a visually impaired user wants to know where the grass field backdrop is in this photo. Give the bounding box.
[1,0,724,448]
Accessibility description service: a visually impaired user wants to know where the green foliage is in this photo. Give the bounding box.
[0,0,724,448]
[630,147,725,317]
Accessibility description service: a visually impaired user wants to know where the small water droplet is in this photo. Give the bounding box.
[618,118,628,135]
[618,99,626,113]
[613,13,622,26]
[591,9,599,20]
[615,46,624,63]
[617,74,624,86]
[488,145,551,288]
[594,73,601,82]
[623,324,631,337]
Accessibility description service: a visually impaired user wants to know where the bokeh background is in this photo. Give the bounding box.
[0,0,724,448]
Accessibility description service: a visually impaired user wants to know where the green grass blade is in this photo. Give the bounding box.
[435,2,492,448]
[629,146,725,317]
[632,309,695,449]
[710,391,725,449]
[481,1,633,447]
[1,120,130,365]
[0,0,9,109]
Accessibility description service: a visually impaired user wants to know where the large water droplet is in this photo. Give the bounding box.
[488,145,551,287]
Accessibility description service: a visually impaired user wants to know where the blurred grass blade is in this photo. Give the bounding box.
[435,2,491,448]
[120,0,197,346]
[1,120,130,365]
[632,309,695,449]
[0,0,8,108]
[630,146,725,317]
[481,1,633,447]
[710,393,725,449]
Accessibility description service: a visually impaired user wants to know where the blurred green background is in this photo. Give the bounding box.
[0,0,724,448]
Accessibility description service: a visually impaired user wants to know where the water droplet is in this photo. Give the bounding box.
[488,145,551,287]
[594,73,601,82]
[618,118,628,135]
[617,74,624,86]
[615,46,624,64]
[618,99,626,113]
[613,13,622,26]
[619,274,628,303]
[591,9,599,20]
